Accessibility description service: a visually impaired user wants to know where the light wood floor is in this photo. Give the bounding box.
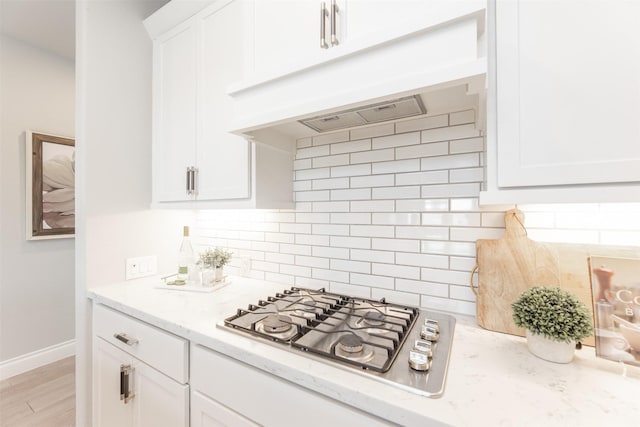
[0,357,75,427]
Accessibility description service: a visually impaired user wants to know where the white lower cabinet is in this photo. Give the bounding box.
[92,304,189,427]
[190,344,393,427]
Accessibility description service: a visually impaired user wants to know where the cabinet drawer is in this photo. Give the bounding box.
[94,304,188,384]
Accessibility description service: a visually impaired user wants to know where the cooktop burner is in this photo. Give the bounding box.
[221,287,455,397]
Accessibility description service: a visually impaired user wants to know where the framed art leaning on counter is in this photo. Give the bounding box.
[26,131,75,240]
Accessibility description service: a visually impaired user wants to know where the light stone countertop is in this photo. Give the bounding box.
[87,276,640,427]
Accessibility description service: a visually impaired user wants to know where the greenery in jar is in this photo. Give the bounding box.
[197,247,233,269]
[511,286,593,343]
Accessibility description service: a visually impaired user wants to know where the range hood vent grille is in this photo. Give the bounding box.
[299,95,426,133]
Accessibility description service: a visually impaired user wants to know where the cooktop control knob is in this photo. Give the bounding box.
[409,345,432,371]
[425,319,440,333]
[420,324,439,342]
[414,339,433,358]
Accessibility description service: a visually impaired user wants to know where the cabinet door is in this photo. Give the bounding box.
[153,19,198,202]
[198,0,251,201]
[253,0,338,76]
[495,0,640,187]
[191,390,259,427]
[132,360,189,427]
[93,337,132,427]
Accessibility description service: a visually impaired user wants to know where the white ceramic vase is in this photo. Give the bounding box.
[525,329,575,364]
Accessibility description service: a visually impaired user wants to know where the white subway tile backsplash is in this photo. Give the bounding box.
[449,137,484,154]
[295,255,330,269]
[297,145,330,159]
[312,154,350,168]
[313,246,350,259]
[297,137,312,148]
[421,183,480,198]
[313,130,350,146]
[396,141,448,160]
[331,138,372,154]
[449,167,484,183]
[312,224,349,236]
[350,273,394,289]
[350,149,394,164]
[280,243,312,256]
[396,226,449,240]
[312,177,350,190]
[396,252,449,269]
[350,225,395,238]
[421,240,476,257]
[395,114,448,134]
[330,236,371,249]
[331,259,370,274]
[313,268,349,283]
[296,212,330,223]
[421,123,480,143]
[449,109,475,126]
[265,232,295,244]
[296,168,330,180]
[372,132,420,149]
[395,170,449,186]
[294,158,312,170]
[371,263,420,280]
[371,213,421,225]
[372,186,420,200]
[351,200,395,212]
[265,252,295,264]
[293,180,312,192]
[280,223,311,234]
[331,163,372,177]
[350,123,395,140]
[420,153,479,171]
[331,188,371,201]
[295,234,330,246]
[295,190,330,202]
[312,201,350,212]
[372,159,420,174]
[422,212,481,227]
[280,264,311,277]
[350,174,395,188]
[195,109,637,318]
[371,238,420,253]
[395,199,449,212]
[351,249,395,264]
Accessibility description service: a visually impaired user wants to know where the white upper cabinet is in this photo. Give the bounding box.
[146,0,293,208]
[249,0,486,80]
[482,0,640,204]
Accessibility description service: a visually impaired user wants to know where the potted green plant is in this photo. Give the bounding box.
[198,247,233,284]
[512,286,593,363]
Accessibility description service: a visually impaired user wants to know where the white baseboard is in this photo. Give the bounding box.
[0,339,76,381]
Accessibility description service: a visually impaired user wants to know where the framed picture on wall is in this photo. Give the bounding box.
[26,131,75,240]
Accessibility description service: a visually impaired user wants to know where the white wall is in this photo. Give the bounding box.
[75,0,184,424]
[0,35,75,363]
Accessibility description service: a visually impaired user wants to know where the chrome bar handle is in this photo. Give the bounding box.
[320,2,328,49]
[186,167,191,195]
[330,0,339,46]
[190,167,198,196]
[113,332,138,346]
[121,364,135,404]
[119,365,125,401]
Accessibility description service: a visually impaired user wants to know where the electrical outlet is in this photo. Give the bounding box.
[240,257,251,277]
[125,256,158,280]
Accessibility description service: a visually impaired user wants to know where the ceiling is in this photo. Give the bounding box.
[1,0,75,60]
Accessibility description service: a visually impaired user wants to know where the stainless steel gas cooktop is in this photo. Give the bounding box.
[220,287,455,397]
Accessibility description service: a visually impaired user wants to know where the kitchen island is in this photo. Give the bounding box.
[88,276,639,426]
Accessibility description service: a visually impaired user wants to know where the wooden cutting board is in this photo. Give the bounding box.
[474,209,640,347]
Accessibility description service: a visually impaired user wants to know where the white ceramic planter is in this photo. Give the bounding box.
[525,329,575,364]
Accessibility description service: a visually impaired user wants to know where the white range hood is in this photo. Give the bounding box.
[228,4,487,150]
